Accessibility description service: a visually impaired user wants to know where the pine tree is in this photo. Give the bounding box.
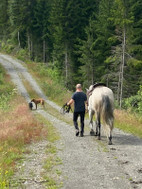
[78,19,97,87]
[126,0,142,91]
[9,0,36,57]
[33,0,52,62]
[106,0,133,107]
[78,0,114,88]
[0,0,9,40]
[49,0,98,88]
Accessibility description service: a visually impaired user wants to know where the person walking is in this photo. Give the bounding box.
[67,84,87,137]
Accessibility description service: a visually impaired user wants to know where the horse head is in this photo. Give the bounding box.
[86,85,94,96]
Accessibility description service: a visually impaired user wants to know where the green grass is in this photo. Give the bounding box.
[0,64,15,111]
[114,109,142,138]
[96,140,109,152]
[36,115,62,189]
[0,96,46,188]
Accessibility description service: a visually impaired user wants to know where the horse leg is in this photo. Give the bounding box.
[89,110,95,136]
[95,120,98,136]
[108,131,112,145]
[96,112,101,140]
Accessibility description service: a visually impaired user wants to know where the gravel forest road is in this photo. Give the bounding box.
[0,53,142,189]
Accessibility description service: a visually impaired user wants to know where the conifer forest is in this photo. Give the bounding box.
[0,0,142,108]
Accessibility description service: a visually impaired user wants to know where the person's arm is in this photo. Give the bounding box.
[67,99,74,106]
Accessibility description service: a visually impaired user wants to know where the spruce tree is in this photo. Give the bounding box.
[33,0,52,62]
[0,0,9,40]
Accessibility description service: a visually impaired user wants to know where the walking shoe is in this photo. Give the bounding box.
[76,130,79,136]
[80,132,84,137]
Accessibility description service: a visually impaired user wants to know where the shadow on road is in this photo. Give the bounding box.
[112,133,142,146]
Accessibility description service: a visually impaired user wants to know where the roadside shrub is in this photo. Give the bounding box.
[123,95,141,110]
[137,86,142,112]
[16,48,29,61]
[123,85,142,113]
[1,41,15,54]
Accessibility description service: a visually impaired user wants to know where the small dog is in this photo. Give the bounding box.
[29,102,33,110]
[31,98,45,109]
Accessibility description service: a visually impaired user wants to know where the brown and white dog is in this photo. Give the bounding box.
[31,98,45,109]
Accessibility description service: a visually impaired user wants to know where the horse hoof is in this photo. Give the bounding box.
[108,141,112,145]
[90,130,95,136]
[97,136,101,140]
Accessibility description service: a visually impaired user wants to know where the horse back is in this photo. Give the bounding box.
[90,86,114,111]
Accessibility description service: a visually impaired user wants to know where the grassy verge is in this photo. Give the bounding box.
[114,109,142,138]
[0,67,62,188]
[0,96,47,188]
[0,64,15,111]
[35,115,63,189]
[0,65,46,188]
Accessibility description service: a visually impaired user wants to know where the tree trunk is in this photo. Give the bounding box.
[31,38,33,60]
[27,32,30,55]
[27,32,33,60]
[65,48,68,85]
[120,26,126,108]
[117,69,121,103]
[91,59,94,84]
[18,31,20,48]
[43,40,46,63]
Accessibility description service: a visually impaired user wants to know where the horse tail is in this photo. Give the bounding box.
[101,95,114,138]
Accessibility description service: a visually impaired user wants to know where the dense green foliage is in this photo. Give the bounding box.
[123,85,142,113]
[0,0,142,107]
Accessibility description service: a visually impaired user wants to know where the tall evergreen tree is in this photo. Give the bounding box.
[106,0,133,107]
[78,0,114,88]
[0,0,9,40]
[0,0,141,100]
[49,0,98,88]
[33,0,52,62]
[126,0,142,91]
[9,0,36,57]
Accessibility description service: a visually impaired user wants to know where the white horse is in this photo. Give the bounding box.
[87,84,114,145]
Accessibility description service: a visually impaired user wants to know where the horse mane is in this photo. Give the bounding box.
[87,83,106,96]
[93,83,106,89]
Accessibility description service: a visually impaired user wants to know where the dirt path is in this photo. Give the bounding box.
[0,53,142,189]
